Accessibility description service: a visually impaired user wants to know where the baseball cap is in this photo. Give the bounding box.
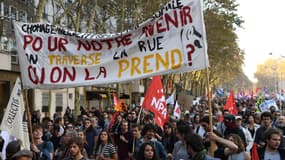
[235,115,242,120]
[11,150,33,160]
[224,114,235,121]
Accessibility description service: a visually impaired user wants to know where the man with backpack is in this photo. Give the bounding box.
[31,125,54,160]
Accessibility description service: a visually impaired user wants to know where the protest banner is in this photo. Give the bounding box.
[259,99,279,112]
[0,77,30,149]
[14,0,208,89]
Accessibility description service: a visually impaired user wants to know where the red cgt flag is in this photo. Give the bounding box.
[224,91,237,115]
[113,93,123,112]
[142,76,168,129]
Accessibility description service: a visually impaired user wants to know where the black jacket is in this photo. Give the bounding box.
[257,146,285,160]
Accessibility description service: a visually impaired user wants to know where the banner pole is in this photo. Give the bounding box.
[205,67,216,157]
[24,89,35,145]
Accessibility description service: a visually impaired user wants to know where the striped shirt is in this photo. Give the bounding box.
[96,143,116,158]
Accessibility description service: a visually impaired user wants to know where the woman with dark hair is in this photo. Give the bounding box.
[162,123,177,154]
[226,134,250,160]
[136,142,159,160]
[95,130,118,160]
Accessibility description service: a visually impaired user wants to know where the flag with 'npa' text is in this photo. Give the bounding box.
[142,76,168,128]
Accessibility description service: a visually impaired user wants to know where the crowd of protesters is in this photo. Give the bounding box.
[1,96,285,160]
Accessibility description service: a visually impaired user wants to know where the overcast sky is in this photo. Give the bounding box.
[236,0,285,82]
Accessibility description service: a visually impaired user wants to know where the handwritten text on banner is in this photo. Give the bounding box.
[14,0,208,89]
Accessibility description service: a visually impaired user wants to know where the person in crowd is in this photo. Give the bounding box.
[192,114,206,137]
[103,112,111,130]
[185,133,208,160]
[162,122,177,155]
[83,118,99,158]
[64,136,88,160]
[50,124,62,151]
[235,115,253,151]
[272,110,281,126]
[6,140,21,160]
[128,124,143,159]
[77,130,88,158]
[142,114,163,140]
[254,111,273,148]
[115,120,131,160]
[55,117,65,136]
[216,109,230,136]
[225,134,251,160]
[274,115,285,134]
[43,120,54,141]
[129,110,138,128]
[245,114,260,141]
[171,122,191,160]
[223,114,246,147]
[136,142,159,160]
[254,112,262,125]
[204,131,239,159]
[11,150,33,160]
[31,110,41,126]
[257,127,285,160]
[111,114,123,137]
[183,111,191,126]
[64,106,74,124]
[31,125,54,160]
[94,130,118,160]
[139,124,167,160]
[91,116,102,133]
[54,129,78,160]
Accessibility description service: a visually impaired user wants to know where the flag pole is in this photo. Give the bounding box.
[24,89,35,145]
[205,67,216,156]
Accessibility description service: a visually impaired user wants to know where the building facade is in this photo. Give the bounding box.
[0,0,35,119]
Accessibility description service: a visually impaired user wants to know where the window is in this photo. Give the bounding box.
[56,93,63,107]
[10,7,17,20]
[0,2,3,18]
[11,51,18,64]
[18,10,27,22]
[80,95,85,107]
[4,5,9,18]
[1,37,9,51]
[42,92,49,106]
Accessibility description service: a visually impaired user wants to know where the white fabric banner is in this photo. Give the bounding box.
[166,92,175,105]
[14,0,208,89]
[0,78,30,149]
[174,101,181,119]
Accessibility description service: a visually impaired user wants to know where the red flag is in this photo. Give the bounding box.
[218,114,223,122]
[255,88,261,95]
[142,76,168,128]
[224,91,237,115]
[113,93,123,112]
[251,143,259,160]
[109,112,119,130]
